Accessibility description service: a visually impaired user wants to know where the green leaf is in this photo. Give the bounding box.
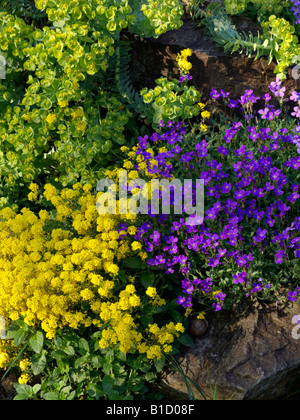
[32,384,42,394]
[144,372,157,383]
[29,331,44,354]
[7,321,29,345]
[123,257,145,270]
[102,375,115,395]
[179,334,194,346]
[86,384,104,400]
[102,140,113,154]
[31,354,47,375]
[43,392,60,400]
[105,349,114,364]
[13,328,28,347]
[141,272,155,289]
[154,355,166,373]
[63,345,75,356]
[14,383,33,400]
[79,338,90,354]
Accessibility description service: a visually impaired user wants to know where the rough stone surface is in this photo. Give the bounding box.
[157,300,300,400]
[130,15,300,102]
[0,373,16,400]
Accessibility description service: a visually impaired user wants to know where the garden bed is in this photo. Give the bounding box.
[1,0,300,401]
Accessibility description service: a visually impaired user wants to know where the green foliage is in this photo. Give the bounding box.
[0,0,48,23]
[199,3,300,80]
[201,3,270,58]
[180,0,206,20]
[7,324,166,400]
[223,0,293,23]
[0,0,185,208]
[128,0,184,39]
[140,77,201,127]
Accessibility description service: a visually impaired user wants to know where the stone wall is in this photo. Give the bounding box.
[130,11,300,103]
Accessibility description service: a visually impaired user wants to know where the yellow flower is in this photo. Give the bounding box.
[19,358,31,372]
[128,170,139,180]
[146,287,157,298]
[201,111,211,120]
[18,373,30,384]
[45,113,57,125]
[58,99,69,108]
[131,241,142,251]
[28,183,39,202]
[75,120,87,133]
[177,48,193,74]
[0,352,9,369]
[127,226,137,236]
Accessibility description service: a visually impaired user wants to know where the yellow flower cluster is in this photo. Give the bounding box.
[0,183,184,363]
[96,283,181,358]
[0,338,19,370]
[0,183,131,339]
[140,322,185,359]
[177,48,193,75]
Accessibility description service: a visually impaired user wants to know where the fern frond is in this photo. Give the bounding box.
[0,0,47,24]
[113,39,148,114]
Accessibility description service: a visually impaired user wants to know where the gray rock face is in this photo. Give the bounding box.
[130,16,300,102]
[157,300,300,400]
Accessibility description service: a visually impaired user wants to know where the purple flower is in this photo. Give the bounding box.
[177,296,186,305]
[253,228,267,243]
[262,93,272,102]
[212,302,222,312]
[287,192,300,203]
[292,106,300,118]
[290,91,300,102]
[251,283,263,294]
[275,250,286,264]
[214,292,226,301]
[217,146,229,156]
[210,88,221,100]
[177,255,188,265]
[259,107,270,119]
[233,272,247,285]
[288,291,299,302]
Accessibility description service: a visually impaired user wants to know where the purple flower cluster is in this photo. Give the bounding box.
[291,0,300,24]
[125,79,300,318]
[211,78,300,123]
[179,75,193,83]
[136,121,186,178]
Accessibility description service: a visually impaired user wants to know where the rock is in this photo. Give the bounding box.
[0,373,17,400]
[157,300,300,400]
[130,16,300,103]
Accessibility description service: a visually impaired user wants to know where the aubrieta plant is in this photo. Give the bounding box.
[118,76,300,321]
[291,0,300,24]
